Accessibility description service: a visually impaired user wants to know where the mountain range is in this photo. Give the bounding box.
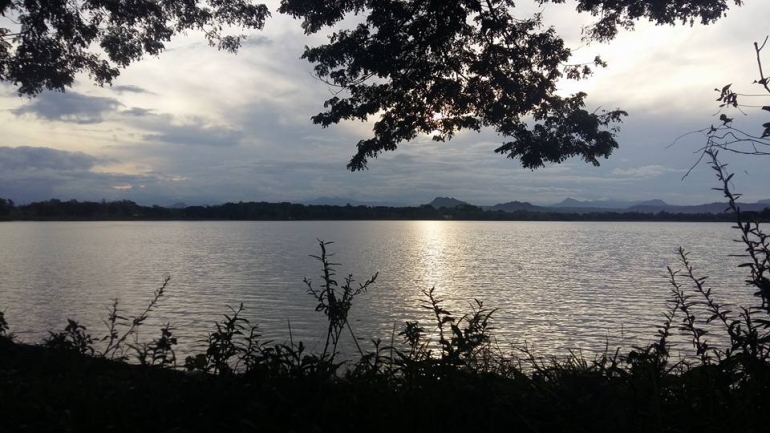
[302,195,770,214]
[550,198,668,209]
[423,196,770,215]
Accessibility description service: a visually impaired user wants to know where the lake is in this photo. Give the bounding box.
[0,220,755,359]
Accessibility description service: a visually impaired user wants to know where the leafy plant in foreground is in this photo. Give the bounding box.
[304,239,378,361]
[0,310,11,340]
[101,276,171,361]
[131,323,178,367]
[191,303,258,375]
[389,287,502,381]
[43,319,95,355]
[38,277,171,361]
[656,150,770,384]
[708,151,770,363]
[422,287,497,368]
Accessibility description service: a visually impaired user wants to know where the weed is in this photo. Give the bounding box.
[43,319,94,355]
[420,287,497,368]
[101,276,171,360]
[0,310,12,340]
[304,239,377,360]
[131,323,178,367]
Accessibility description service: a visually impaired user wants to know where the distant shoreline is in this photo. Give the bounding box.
[1,198,767,223]
[0,218,741,222]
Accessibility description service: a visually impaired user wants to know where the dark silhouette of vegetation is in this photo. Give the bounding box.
[2,1,744,168]
[102,277,171,362]
[0,0,270,95]
[280,0,745,169]
[0,198,13,216]
[282,0,629,170]
[673,36,770,173]
[1,197,767,222]
[42,319,95,356]
[0,310,11,340]
[304,240,378,359]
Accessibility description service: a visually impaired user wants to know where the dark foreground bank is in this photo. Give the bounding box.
[2,331,770,433]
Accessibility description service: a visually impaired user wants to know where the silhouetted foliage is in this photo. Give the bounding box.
[0,0,270,95]
[0,197,13,216]
[131,322,179,367]
[565,0,744,42]
[304,239,378,359]
[278,0,742,169]
[43,319,95,355]
[2,1,744,168]
[187,303,253,375]
[280,0,631,170]
[675,36,770,171]
[102,277,171,361]
[0,310,10,339]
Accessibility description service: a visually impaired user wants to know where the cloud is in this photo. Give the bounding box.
[11,92,122,124]
[0,146,107,172]
[610,165,682,179]
[0,146,115,202]
[111,85,153,94]
[0,146,198,204]
[142,119,244,147]
[122,107,154,117]
[240,35,272,47]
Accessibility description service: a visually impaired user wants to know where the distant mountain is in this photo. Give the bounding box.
[550,198,669,210]
[302,195,769,214]
[551,198,628,209]
[168,202,188,209]
[485,197,770,215]
[634,199,668,207]
[304,196,406,207]
[629,201,770,214]
[485,201,543,212]
[426,197,470,209]
[552,198,578,207]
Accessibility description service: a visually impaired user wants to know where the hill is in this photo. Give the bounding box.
[485,201,543,212]
[426,197,470,209]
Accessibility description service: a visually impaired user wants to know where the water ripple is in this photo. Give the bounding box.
[0,220,753,359]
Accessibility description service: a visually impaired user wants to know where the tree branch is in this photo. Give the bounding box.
[755,36,770,94]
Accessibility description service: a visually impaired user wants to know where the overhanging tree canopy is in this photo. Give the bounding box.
[0,0,744,170]
[0,0,270,95]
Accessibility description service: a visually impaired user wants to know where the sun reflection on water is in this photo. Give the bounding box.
[416,221,448,290]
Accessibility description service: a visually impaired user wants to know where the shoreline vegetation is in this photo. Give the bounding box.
[1,197,769,222]
[1,154,769,432]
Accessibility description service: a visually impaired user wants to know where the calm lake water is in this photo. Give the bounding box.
[0,221,756,358]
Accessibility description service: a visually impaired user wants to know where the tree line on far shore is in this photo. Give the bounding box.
[1,198,768,222]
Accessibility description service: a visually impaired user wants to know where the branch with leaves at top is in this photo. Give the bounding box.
[672,37,770,178]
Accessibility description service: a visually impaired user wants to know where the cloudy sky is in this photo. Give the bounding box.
[2,1,769,206]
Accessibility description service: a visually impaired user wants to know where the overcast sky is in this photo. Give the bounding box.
[2,1,769,206]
